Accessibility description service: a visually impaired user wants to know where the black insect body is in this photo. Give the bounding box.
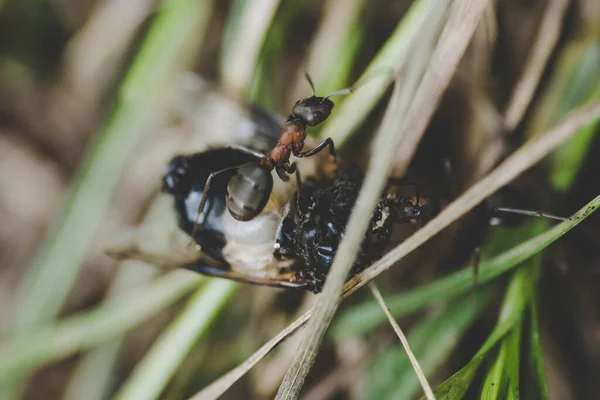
[162,148,269,263]
[274,168,440,292]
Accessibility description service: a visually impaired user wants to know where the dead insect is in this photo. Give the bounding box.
[274,167,440,292]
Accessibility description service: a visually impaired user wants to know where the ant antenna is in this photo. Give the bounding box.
[304,72,316,96]
[323,87,353,100]
[322,66,396,100]
[492,207,569,222]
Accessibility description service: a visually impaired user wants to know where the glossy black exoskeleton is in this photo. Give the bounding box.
[274,167,440,292]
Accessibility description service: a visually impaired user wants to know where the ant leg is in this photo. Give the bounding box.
[284,162,301,190]
[285,162,302,216]
[276,165,289,182]
[190,165,240,243]
[293,138,336,160]
[492,207,569,222]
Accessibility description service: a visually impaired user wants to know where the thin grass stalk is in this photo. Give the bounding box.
[388,288,494,399]
[368,283,435,400]
[504,0,571,131]
[392,0,492,175]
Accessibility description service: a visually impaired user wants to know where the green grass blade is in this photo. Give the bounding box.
[480,342,509,400]
[10,0,213,333]
[0,271,202,385]
[547,40,600,191]
[429,271,525,399]
[521,296,550,400]
[434,219,547,400]
[64,337,125,400]
[64,261,160,400]
[114,279,237,400]
[480,309,523,400]
[333,195,600,337]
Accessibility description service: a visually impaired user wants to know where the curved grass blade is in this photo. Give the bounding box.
[521,297,550,400]
[429,264,532,399]
[368,282,435,400]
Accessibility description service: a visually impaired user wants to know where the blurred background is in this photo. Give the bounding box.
[0,0,599,399]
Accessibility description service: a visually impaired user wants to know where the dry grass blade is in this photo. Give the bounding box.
[275,2,490,398]
[189,310,313,400]
[345,98,600,295]
[368,282,435,400]
[393,0,491,174]
[504,0,570,131]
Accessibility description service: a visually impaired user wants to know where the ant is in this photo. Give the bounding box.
[189,74,356,238]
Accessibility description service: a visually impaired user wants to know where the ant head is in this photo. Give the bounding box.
[292,97,334,127]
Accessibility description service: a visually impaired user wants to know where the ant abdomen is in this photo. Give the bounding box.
[226,164,274,221]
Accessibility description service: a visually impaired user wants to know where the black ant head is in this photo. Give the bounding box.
[292,96,334,127]
[161,155,191,196]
